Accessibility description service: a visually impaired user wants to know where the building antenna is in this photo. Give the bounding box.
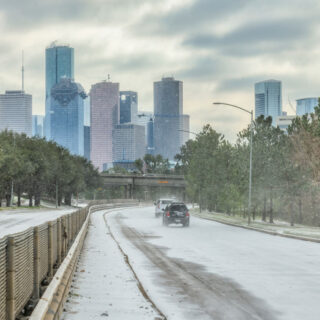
[107,74,111,82]
[21,50,24,91]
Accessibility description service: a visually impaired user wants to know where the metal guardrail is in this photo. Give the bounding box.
[0,205,91,320]
[29,200,139,320]
[0,237,7,320]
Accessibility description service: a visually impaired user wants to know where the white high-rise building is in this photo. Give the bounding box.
[0,90,32,136]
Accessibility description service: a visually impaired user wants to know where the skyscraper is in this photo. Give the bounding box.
[83,97,91,160]
[84,126,90,160]
[113,124,145,164]
[49,78,86,156]
[0,90,32,136]
[45,42,74,138]
[255,80,282,125]
[120,91,138,124]
[32,115,44,137]
[154,77,184,160]
[296,98,318,116]
[90,81,119,171]
[147,117,154,155]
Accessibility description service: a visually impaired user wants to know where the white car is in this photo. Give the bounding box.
[155,199,174,217]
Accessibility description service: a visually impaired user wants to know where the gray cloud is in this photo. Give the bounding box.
[130,0,251,36]
[175,56,228,82]
[0,0,147,30]
[0,0,319,141]
[183,17,319,56]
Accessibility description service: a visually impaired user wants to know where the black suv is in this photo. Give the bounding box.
[162,202,190,227]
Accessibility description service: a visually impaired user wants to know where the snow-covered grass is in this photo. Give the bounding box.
[191,208,320,241]
[0,206,78,237]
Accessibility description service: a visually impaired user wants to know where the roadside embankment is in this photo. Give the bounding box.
[191,208,320,243]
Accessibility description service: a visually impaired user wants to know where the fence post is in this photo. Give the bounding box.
[6,237,16,320]
[48,222,53,278]
[57,219,62,265]
[33,227,40,300]
[61,217,67,258]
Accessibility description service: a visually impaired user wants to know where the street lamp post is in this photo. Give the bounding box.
[213,102,253,225]
[178,129,197,136]
[177,129,201,210]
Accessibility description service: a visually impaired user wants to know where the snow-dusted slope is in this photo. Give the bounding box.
[0,207,76,237]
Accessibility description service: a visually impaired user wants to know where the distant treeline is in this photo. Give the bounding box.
[175,104,320,227]
[0,130,100,207]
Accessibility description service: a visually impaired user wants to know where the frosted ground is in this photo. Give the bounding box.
[0,206,77,237]
[64,206,320,320]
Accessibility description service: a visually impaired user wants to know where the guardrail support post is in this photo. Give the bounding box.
[61,217,66,259]
[6,237,16,320]
[33,227,40,300]
[57,219,62,265]
[48,222,53,278]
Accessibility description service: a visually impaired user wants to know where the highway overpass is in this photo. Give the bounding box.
[100,173,187,199]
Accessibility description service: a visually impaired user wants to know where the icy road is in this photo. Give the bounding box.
[63,206,320,320]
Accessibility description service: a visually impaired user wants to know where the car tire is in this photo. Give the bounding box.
[162,217,168,226]
[183,220,190,227]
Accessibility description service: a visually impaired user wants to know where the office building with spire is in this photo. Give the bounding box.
[0,53,32,136]
[0,90,32,136]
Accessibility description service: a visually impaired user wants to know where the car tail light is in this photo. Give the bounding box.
[186,212,190,217]
[166,211,170,217]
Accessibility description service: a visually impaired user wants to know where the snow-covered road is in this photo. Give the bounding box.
[64,206,320,320]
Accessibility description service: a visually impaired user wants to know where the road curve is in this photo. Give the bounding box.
[106,206,320,320]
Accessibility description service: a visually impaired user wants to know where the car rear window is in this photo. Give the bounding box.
[161,200,172,204]
[170,205,187,211]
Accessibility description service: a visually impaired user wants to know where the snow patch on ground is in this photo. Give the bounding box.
[0,207,78,237]
[62,208,161,320]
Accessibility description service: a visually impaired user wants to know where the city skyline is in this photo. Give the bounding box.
[2,1,320,142]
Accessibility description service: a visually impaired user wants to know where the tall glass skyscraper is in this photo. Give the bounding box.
[120,91,138,124]
[154,77,189,160]
[45,42,74,138]
[49,78,86,156]
[296,98,318,116]
[255,80,282,125]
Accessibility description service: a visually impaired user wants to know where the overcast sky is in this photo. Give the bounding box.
[1,0,320,141]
